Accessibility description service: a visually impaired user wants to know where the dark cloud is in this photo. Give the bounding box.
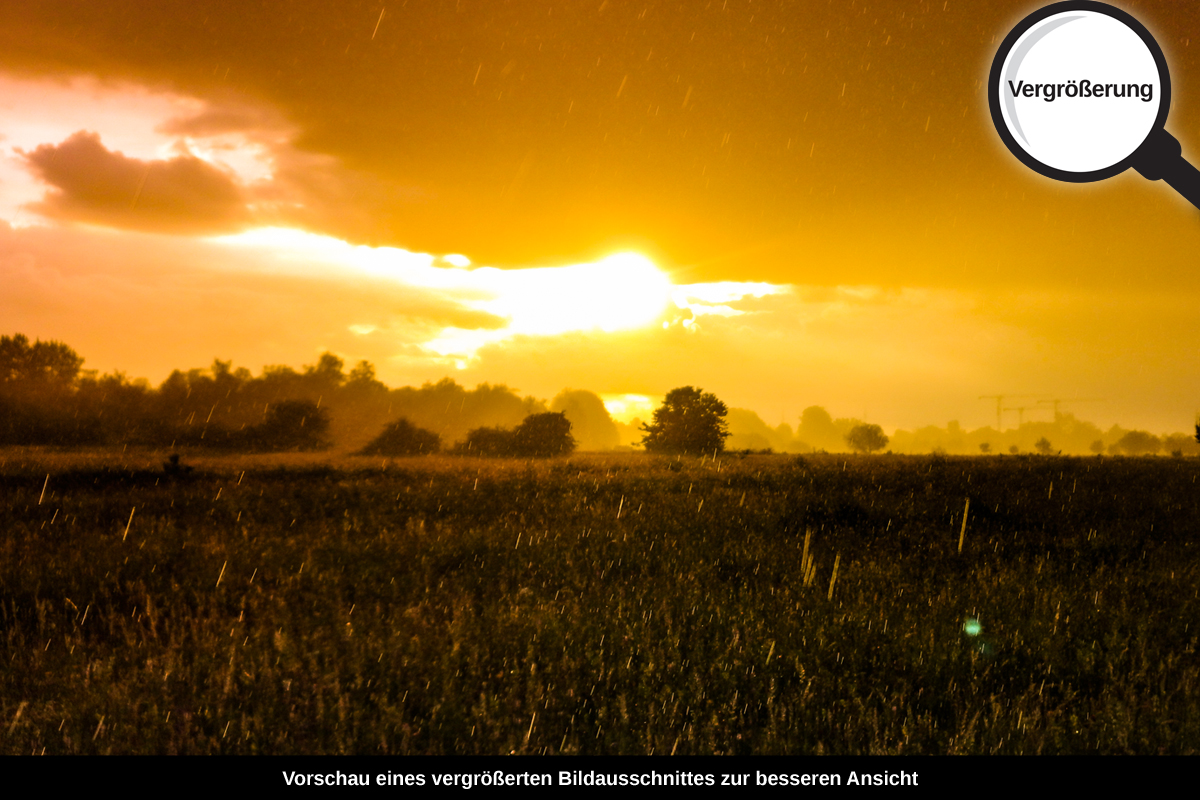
[157,100,428,245]
[21,130,249,233]
[248,147,427,245]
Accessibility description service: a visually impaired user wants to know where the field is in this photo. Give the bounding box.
[2,448,1198,755]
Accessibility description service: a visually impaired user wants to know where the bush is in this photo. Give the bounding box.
[513,411,576,457]
[454,412,578,458]
[359,418,441,456]
[456,426,516,456]
[250,400,330,451]
[1115,430,1161,456]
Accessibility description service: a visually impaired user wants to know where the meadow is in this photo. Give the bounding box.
[1,448,1197,754]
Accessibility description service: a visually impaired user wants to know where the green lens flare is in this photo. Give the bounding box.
[964,617,982,636]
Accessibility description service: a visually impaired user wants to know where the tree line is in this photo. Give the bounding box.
[0,334,591,454]
[4,333,1191,458]
[0,335,732,457]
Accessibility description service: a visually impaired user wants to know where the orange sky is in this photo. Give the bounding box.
[2,1,1200,433]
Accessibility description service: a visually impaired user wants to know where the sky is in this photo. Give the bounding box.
[2,1,1200,433]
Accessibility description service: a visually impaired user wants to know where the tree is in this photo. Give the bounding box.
[551,389,619,450]
[359,418,440,456]
[303,352,346,396]
[345,360,387,394]
[1114,430,1160,456]
[513,411,576,457]
[0,334,84,393]
[1034,437,1055,455]
[252,400,330,451]
[845,423,888,454]
[640,386,730,455]
[797,405,842,451]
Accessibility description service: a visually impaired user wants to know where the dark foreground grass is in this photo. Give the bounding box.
[1,449,1198,754]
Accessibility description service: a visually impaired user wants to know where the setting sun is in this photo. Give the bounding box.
[470,252,671,336]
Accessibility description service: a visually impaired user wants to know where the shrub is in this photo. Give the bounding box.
[1115,430,1161,456]
[513,411,576,457]
[250,400,330,451]
[359,418,441,456]
[456,426,516,456]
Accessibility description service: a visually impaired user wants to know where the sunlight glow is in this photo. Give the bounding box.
[420,253,673,360]
[208,228,788,363]
[671,281,784,318]
[472,253,671,336]
[602,394,658,423]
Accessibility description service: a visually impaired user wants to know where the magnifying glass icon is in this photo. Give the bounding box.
[989,1,1200,208]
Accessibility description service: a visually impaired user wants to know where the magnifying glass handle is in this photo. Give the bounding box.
[1132,128,1200,211]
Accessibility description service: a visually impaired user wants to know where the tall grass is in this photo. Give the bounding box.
[2,450,1197,754]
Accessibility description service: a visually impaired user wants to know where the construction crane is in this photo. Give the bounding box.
[1003,405,1053,428]
[979,395,1041,431]
[1037,398,1103,419]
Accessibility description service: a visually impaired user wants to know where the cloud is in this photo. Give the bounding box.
[0,223,508,381]
[0,72,418,241]
[156,100,419,242]
[21,130,250,233]
[157,104,288,139]
[6,5,1200,289]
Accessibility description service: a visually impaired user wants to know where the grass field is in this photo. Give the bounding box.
[2,448,1197,754]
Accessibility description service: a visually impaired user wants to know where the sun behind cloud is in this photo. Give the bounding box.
[473,252,671,336]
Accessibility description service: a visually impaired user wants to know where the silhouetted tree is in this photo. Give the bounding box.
[251,400,330,451]
[513,411,576,456]
[551,389,619,450]
[344,360,388,399]
[388,378,546,446]
[1034,437,1055,455]
[0,334,94,444]
[306,352,346,393]
[845,423,889,454]
[457,426,516,456]
[640,386,730,455]
[797,405,841,450]
[727,408,801,452]
[1114,430,1161,456]
[359,418,441,456]
[0,334,84,395]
